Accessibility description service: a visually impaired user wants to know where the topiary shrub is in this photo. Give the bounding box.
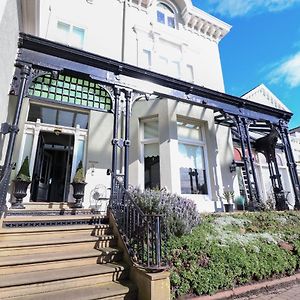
[73,161,85,183]
[130,188,201,237]
[16,157,31,182]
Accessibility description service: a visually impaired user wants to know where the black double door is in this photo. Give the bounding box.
[31,132,74,202]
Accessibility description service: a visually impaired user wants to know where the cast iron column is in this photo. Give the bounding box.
[242,118,261,202]
[123,89,132,190]
[0,64,31,212]
[278,121,300,209]
[235,116,254,203]
[111,86,121,195]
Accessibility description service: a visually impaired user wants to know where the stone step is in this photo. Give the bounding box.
[0,227,112,243]
[0,232,116,248]
[20,202,77,210]
[0,262,128,289]
[1,281,136,300]
[0,246,122,267]
[0,223,110,234]
[2,214,109,228]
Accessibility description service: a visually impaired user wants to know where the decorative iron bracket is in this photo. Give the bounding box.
[0,123,19,135]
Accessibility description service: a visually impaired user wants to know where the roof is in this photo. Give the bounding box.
[242,84,291,112]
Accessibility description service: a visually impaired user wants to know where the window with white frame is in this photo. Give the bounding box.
[141,49,152,69]
[141,118,160,189]
[56,21,85,49]
[177,119,208,194]
[156,2,176,28]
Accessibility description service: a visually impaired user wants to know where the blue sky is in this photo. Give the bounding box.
[192,0,300,129]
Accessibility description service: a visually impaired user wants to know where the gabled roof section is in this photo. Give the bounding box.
[242,84,291,113]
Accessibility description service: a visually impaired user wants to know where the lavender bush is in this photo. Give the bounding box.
[130,188,201,237]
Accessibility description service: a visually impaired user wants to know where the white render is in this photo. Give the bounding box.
[1,0,298,213]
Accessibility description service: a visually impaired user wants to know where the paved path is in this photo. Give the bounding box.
[234,281,300,300]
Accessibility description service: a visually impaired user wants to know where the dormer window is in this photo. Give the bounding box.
[156,2,176,29]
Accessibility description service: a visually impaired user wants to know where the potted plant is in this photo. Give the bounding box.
[234,195,245,211]
[223,190,234,212]
[71,161,86,208]
[12,157,31,209]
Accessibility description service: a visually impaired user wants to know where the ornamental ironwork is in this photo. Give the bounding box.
[28,73,112,111]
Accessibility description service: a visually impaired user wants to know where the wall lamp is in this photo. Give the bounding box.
[229,160,237,173]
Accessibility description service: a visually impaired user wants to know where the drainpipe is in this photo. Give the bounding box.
[121,0,127,62]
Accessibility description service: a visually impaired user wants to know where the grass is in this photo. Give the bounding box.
[166,211,300,298]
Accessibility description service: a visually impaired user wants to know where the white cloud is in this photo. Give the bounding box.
[269,52,300,87]
[208,0,300,17]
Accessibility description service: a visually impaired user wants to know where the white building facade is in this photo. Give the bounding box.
[1,0,299,213]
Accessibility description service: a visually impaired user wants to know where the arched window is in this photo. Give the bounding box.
[28,73,112,111]
[156,2,176,28]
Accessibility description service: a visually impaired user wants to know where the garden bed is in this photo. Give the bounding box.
[167,211,300,298]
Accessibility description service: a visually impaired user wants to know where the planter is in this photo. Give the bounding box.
[12,180,31,209]
[224,203,234,212]
[71,182,87,208]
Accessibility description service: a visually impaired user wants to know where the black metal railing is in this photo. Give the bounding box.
[110,172,167,271]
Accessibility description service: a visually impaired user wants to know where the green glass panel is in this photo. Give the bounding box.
[56,94,62,101]
[88,101,93,107]
[82,93,88,99]
[75,99,81,104]
[62,96,68,102]
[69,98,75,103]
[65,76,71,82]
[49,87,56,93]
[101,90,106,96]
[82,100,87,106]
[89,95,93,100]
[51,79,57,85]
[56,88,62,94]
[90,82,95,88]
[82,87,88,93]
[76,86,82,92]
[64,82,70,89]
[57,80,63,87]
[41,92,48,98]
[42,85,49,91]
[49,93,55,100]
[76,92,82,98]
[105,104,111,110]
[70,91,75,97]
[71,77,77,83]
[89,88,94,94]
[83,80,89,86]
[70,84,76,90]
[59,75,64,80]
[35,83,42,90]
[78,79,83,85]
[44,78,50,84]
[93,102,99,108]
[34,90,41,97]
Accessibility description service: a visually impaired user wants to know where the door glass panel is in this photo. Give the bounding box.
[57,110,74,127]
[41,107,57,124]
[74,140,85,176]
[21,134,34,169]
[74,113,88,129]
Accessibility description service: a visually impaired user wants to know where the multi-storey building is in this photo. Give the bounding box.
[0,0,299,213]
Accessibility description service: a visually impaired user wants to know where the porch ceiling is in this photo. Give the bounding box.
[15,33,292,125]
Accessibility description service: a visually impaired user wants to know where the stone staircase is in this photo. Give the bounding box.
[0,203,137,300]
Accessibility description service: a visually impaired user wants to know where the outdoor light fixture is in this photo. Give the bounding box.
[229,160,237,173]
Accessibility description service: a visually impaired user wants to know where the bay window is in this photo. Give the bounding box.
[177,120,208,194]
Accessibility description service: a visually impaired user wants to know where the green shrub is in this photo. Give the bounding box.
[73,161,85,183]
[130,188,200,237]
[167,212,300,298]
[16,157,31,182]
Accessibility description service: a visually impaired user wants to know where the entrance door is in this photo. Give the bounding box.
[31,132,74,202]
